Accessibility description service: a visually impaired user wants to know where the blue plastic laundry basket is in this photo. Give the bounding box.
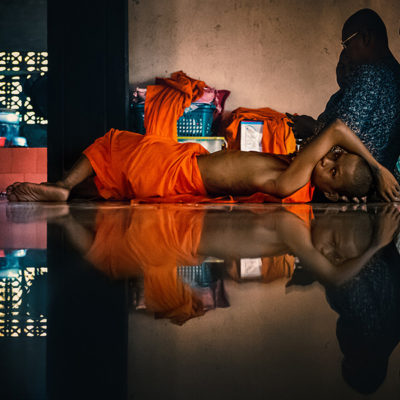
[132,102,216,136]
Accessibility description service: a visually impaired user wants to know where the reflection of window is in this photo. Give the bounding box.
[0,266,47,337]
[0,51,48,125]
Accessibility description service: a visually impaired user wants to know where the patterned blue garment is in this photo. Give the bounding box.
[317,57,400,178]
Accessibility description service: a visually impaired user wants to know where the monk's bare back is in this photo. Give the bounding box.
[197,150,290,196]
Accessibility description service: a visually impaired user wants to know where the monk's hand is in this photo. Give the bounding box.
[373,165,400,202]
[285,113,318,140]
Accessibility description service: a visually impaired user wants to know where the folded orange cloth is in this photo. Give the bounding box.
[144,71,206,139]
[83,128,209,200]
[224,107,296,154]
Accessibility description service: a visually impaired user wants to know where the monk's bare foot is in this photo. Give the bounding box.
[6,182,70,202]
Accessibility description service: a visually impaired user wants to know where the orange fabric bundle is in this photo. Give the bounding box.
[144,71,206,139]
[224,107,296,154]
[83,129,209,200]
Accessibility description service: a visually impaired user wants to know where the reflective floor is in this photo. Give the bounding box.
[1,200,400,400]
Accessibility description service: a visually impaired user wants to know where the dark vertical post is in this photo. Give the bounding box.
[47,1,129,399]
[47,0,129,181]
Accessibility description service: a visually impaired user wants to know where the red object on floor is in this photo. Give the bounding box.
[0,148,47,191]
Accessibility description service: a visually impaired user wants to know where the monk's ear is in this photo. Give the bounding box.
[324,192,340,202]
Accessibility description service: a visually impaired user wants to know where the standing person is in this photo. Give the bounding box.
[287,8,400,184]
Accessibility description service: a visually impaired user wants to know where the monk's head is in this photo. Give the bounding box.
[311,149,373,202]
[340,8,390,66]
[311,211,373,265]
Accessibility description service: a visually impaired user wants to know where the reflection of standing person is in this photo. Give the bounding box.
[288,9,400,180]
[326,241,400,395]
[288,207,400,394]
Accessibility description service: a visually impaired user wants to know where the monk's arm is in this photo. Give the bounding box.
[265,119,399,200]
[58,154,95,189]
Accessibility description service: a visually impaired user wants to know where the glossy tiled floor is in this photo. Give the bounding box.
[1,200,400,400]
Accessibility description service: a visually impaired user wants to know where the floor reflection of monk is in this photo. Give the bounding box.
[57,204,400,325]
[60,206,212,325]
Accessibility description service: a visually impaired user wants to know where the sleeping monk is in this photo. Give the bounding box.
[5,119,400,203]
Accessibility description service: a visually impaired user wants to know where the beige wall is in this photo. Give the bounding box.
[129,0,400,118]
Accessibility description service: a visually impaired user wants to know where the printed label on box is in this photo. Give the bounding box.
[240,121,263,152]
[240,258,262,279]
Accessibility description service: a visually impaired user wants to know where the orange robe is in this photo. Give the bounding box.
[83,129,208,200]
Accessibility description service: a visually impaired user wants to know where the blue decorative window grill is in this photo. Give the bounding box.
[0,266,47,338]
[0,51,48,125]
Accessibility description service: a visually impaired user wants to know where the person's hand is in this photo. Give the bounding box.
[374,165,400,202]
[372,205,400,248]
[286,113,318,140]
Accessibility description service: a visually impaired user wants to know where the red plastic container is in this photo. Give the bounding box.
[0,137,6,147]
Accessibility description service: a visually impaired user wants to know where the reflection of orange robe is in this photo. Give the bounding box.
[86,207,206,324]
[224,107,296,154]
[145,71,206,140]
[83,129,208,200]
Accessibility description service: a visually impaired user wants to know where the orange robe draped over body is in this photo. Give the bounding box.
[83,71,314,203]
[83,129,208,200]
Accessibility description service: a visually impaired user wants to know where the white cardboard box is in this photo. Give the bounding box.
[240,121,263,152]
[178,137,226,153]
